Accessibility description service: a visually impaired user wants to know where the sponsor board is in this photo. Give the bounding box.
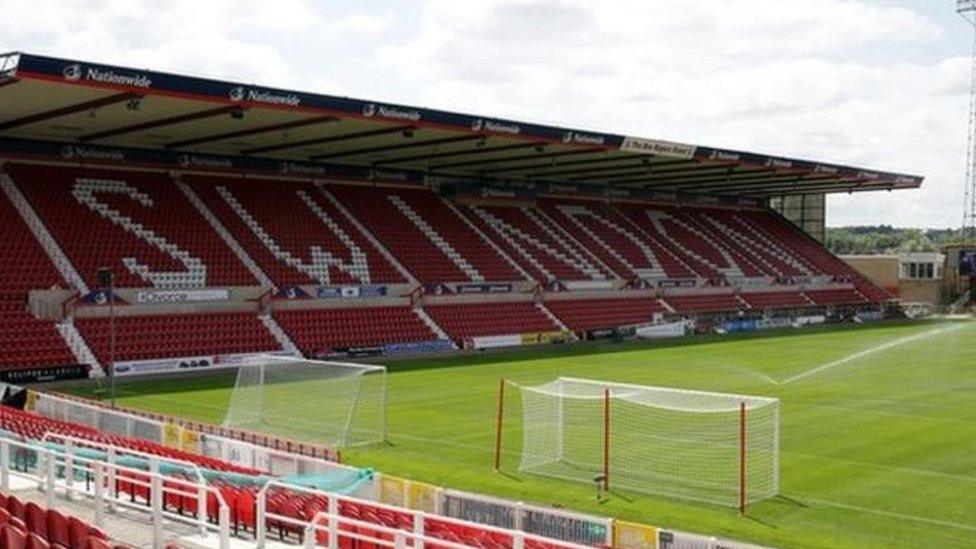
[856,310,883,322]
[794,315,826,327]
[177,154,235,170]
[562,131,606,146]
[470,118,521,135]
[81,289,127,306]
[277,285,311,300]
[620,137,696,159]
[227,86,301,106]
[316,346,384,359]
[424,283,453,295]
[635,321,687,339]
[729,277,770,288]
[721,319,758,333]
[0,365,89,384]
[60,144,125,161]
[469,334,522,349]
[613,520,658,548]
[455,283,513,294]
[521,331,572,346]
[383,340,454,356]
[563,280,615,291]
[135,288,230,304]
[361,103,422,121]
[316,285,387,299]
[793,275,832,287]
[62,63,153,88]
[659,278,699,289]
[113,351,291,377]
[756,317,792,330]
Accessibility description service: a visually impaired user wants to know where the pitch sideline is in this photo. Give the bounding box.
[779,323,966,385]
[799,495,976,533]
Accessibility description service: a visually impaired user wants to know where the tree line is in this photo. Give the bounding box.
[825,226,962,255]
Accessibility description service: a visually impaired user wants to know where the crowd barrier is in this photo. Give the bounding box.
[24,390,767,548]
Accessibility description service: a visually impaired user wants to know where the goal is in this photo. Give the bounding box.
[494,377,779,510]
[223,355,386,448]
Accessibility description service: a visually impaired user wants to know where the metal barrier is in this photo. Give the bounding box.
[256,480,594,549]
[0,436,231,549]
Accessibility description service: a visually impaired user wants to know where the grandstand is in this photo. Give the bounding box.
[0,51,930,547]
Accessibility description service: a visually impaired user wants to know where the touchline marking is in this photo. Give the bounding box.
[779,324,966,385]
[722,363,780,385]
[799,496,976,533]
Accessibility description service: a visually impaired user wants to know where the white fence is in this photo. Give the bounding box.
[0,435,231,549]
[31,391,351,480]
[25,390,762,548]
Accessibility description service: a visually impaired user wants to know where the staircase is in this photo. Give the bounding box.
[554,204,665,279]
[470,206,607,280]
[413,307,455,345]
[259,314,300,354]
[320,188,419,286]
[177,180,274,288]
[56,319,104,376]
[536,302,576,336]
[0,171,89,293]
[388,195,484,281]
[443,200,533,282]
[646,211,740,278]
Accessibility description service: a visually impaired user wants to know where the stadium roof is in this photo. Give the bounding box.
[0,52,923,198]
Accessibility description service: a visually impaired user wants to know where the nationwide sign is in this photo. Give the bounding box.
[5,53,924,192]
[228,86,301,107]
[62,63,153,88]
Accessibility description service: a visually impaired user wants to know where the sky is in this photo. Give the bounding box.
[0,0,972,228]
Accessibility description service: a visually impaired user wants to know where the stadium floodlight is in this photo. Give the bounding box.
[959,0,976,241]
[223,355,387,448]
[960,0,976,19]
[494,377,779,512]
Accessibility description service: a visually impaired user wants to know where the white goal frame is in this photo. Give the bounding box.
[494,377,779,511]
[223,355,387,448]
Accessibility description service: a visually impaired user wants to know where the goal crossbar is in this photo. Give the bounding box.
[496,377,779,511]
[223,355,387,449]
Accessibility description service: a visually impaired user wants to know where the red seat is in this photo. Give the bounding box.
[27,532,50,549]
[24,502,47,540]
[45,509,70,548]
[67,516,93,549]
[1,522,27,549]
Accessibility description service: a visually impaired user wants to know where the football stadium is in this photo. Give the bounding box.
[0,49,971,549]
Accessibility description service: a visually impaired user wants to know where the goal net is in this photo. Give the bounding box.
[223,355,386,448]
[500,377,779,509]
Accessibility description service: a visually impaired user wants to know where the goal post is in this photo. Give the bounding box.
[495,377,779,509]
[223,355,387,448]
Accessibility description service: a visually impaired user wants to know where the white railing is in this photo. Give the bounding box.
[256,480,593,549]
[0,436,231,549]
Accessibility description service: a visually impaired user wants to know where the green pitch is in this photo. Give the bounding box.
[65,319,976,548]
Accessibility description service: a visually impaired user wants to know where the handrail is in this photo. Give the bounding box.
[40,432,212,486]
[255,479,592,549]
[0,436,231,549]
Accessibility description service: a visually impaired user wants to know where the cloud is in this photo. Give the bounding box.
[0,0,967,227]
[377,0,961,227]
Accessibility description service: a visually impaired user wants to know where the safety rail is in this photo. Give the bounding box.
[30,389,613,545]
[40,432,214,486]
[0,435,232,549]
[256,480,593,549]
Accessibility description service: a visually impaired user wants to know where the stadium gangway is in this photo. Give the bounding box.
[0,435,232,549]
[256,479,595,549]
